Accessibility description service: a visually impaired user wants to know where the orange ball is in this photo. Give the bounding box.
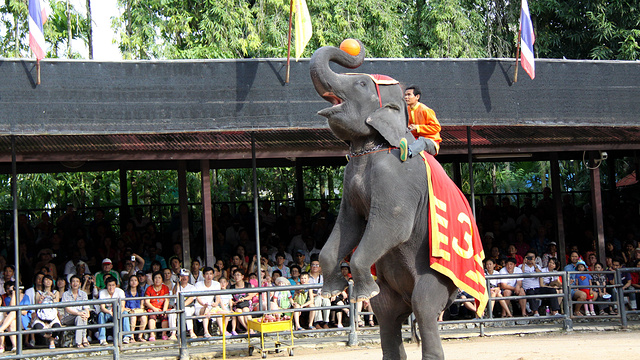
[340,39,361,56]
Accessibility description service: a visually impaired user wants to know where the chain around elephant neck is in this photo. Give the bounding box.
[349,143,396,158]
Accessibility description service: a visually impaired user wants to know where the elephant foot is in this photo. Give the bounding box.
[351,277,380,302]
[322,276,349,297]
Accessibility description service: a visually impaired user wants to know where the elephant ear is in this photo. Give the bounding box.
[365,103,407,148]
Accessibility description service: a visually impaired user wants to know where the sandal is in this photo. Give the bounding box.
[82,339,90,347]
[369,320,375,326]
[573,311,584,317]
[357,320,364,327]
[76,344,84,348]
[137,337,147,342]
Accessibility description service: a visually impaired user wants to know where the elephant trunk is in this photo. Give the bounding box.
[309,40,366,104]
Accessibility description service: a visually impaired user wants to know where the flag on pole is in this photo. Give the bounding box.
[29,0,48,60]
[519,0,535,79]
[294,0,312,60]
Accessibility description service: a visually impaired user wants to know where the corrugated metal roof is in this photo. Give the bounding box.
[1,126,639,163]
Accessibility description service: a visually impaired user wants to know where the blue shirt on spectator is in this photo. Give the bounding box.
[124,288,142,309]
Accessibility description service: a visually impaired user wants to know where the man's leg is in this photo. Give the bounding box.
[97,312,108,343]
[517,289,528,316]
[401,137,438,161]
[121,313,131,341]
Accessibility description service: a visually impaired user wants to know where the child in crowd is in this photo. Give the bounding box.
[216,277,234,336]
[592,262,611,315]
[575,261,596,316]
[292,272,314,330]
[270,277,293,317]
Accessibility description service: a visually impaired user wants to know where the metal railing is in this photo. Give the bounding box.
[2,271,639,360]
[0,298,119,360]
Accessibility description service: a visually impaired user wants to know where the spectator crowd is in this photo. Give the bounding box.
[0,201,375,352]
[1,190,640,352]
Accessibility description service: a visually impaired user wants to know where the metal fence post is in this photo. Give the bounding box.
[113,298,121,360]
[616,269,627,328]
[561,272,573,331]
[179,293,189,360]
[347,281,357,346]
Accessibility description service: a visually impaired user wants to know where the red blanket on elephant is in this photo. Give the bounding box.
[422,152,489,317]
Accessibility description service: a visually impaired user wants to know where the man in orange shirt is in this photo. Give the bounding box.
[399,85,442,161]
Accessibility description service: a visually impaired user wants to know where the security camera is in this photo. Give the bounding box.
[599,151,608,161]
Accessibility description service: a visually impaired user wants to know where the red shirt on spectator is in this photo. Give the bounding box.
[145,284,169,309]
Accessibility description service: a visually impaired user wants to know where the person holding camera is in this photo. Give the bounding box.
[522,250,561,316]
[0,281,30,353]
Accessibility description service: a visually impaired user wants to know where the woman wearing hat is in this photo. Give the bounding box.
[168,269,197,339]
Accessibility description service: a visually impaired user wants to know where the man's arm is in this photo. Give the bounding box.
[412,106,441,137]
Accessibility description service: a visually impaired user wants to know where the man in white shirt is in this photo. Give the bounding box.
[194,267,221,338]
[98,276,131,345]
[499,257,527,317]
[168,269,197,339]
[308,259,330,329]
[521,250,560,316]
[189,259,204,285]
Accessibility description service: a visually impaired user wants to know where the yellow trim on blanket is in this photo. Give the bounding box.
[422,151,489,317]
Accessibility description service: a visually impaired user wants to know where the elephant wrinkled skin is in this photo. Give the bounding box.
[310,40,457,360]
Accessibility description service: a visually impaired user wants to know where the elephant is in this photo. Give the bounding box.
[310,40,459,360]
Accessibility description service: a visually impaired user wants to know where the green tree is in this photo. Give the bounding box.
[45,0,89,58]
[307,0,404,58]
[0,0,28,57]
[115,0,405,59]
[479,0,519,58]
[404,0,486,58]
[533,0,640,60]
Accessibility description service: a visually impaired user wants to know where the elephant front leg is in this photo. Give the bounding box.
[349,203,416,300]
[318,205,365,296]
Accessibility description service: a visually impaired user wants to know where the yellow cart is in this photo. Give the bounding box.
[247,318,295,358]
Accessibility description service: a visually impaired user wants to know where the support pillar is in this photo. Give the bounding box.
[466,127,476,218]
[550,153,566,267]
[178,161,191,267]
[119,167,129,231]
[251,134,263,309]
[295,160,304,213]
[201,160,214,267]
[452,161,462,190]
[589,152,606,265]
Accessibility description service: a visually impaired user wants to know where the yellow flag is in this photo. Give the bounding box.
[294,0,312,60]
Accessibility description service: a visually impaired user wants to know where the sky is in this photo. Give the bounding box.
[69,0,121,60]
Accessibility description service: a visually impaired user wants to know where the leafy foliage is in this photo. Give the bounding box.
[0,0,88,58]
[404,0,487,58]
[533,0,640,60]
[0,0,28,57]
[45,0,89,58]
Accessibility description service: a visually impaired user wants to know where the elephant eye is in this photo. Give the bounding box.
[358,81,367,87]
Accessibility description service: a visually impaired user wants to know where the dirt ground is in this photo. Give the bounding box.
[282,330,638,360]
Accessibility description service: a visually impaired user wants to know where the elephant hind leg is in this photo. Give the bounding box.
[371,283,412,360]
[411,275,456,360]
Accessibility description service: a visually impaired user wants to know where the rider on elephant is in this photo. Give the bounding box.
[399,84,442,161]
